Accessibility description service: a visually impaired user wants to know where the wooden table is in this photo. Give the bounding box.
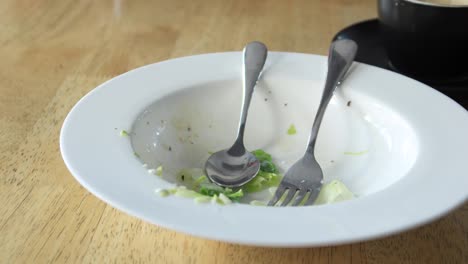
[1,0,467,263]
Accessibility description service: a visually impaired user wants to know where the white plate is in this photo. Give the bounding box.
[60,52,468,247]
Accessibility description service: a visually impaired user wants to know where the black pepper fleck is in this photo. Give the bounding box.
[284,103,288,107]
[264,98,268,102]
[347,101,352,107]
[168,146,172,151]
[146,121,150,125]
[187,127,191,132]
[181,175,185,181]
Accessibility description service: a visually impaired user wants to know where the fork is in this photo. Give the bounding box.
[268,39,358,206]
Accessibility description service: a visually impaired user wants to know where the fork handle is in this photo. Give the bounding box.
[305,39,357,156]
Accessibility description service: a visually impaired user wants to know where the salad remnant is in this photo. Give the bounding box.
[314,180,354,205]
[155,166,163,176]
[244,150,281,192]
[252,150,279,173]
[174,187,204,198]
[155,189,170,197]
[344,150,368,156]
[155,149,281,204]
[243,172,280,193]
[269,180,354,206]
[120,130,129,137]
[250,200,266,206]
[198,183,244,201]
[218,193,232,204]
[210,195,223,205]
[194,196,211,204]
[148,166,163,176]
[152,149,355,206]
[287,124,297,135]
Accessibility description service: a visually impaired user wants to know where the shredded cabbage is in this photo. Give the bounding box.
[287,124,297,135]
[153,149,355,206]
[314,180,355,205]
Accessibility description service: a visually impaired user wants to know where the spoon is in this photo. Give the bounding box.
[205,41,268,188]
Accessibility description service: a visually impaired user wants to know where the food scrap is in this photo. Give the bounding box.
[155,149,281,205]
[344,150,368,156]
[287,124,297,135]
[152,149,355,206]
[155,166,163,176]
[120,130,129,137]
[314,180,355,205]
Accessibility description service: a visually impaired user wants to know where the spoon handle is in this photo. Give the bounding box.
[230,41,268,154]
[305,39,357,156]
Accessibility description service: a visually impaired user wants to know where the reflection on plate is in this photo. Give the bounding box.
[60,52,468,247]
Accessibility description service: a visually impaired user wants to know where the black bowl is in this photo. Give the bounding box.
[378,0,468,83]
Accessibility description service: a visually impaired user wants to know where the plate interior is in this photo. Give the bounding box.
[131,77,420,200]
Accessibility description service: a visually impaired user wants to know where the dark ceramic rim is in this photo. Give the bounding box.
[405,0,468,8]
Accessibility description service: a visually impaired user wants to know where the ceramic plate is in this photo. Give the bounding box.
[60,52,468,247]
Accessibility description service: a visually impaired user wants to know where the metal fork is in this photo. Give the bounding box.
[268,39,357,206]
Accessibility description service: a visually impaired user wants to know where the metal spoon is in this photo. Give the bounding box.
[205,41,268,187]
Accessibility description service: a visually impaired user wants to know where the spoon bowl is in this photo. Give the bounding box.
[205,150,260,187]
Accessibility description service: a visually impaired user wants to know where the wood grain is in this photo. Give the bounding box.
[0,0,467,263]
